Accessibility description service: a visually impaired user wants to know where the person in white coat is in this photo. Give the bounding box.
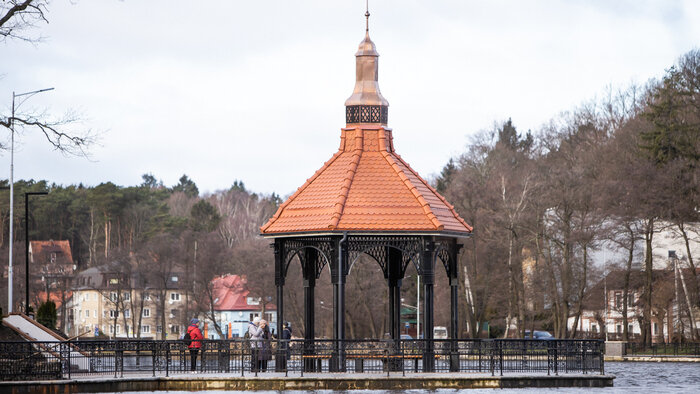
[248,317,264,371]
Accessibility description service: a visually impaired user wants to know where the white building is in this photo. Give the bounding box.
[202,275,277,339]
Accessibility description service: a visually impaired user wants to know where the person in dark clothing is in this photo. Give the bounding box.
[259,320,271,372]
[187,318,203,372]
[281,322,292,360]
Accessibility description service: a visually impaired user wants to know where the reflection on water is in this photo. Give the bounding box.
[112,362,700,394]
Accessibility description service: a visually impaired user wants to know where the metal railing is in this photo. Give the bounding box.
[0,338,604,381]
[625,342,700,357]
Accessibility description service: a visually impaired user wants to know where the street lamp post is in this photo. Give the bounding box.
[7,87,54,313]
[25,191,48,315]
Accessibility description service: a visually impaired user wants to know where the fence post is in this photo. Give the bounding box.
[166,343,170,377]
[241,340,245,377]
[547,341,551,376]
[152,341,157,377]
[478,340,482,373]
[490,341,495,376]
[553,341,558,376]
[499,341,503,377]
[66,341,72,380]
[386,344,390,378]
[401,339,405,377]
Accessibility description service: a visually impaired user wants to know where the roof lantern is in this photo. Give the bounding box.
[344,8,389,125]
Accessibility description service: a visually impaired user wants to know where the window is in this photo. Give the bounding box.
[592,324,598,333]
[110,292,118,302]
[249,312,260,321]
[94,310,97,318]
[171,275,179,282]
[628,293,634,306]
[85,325,91,333]
[616,324,622,334]
[144,294,151,301]
[79,310,82,319]
[109,325,114,334]
[654,322,659,335]
[170,309,179,317]
[143,308,150,317]
[124,309,131,318]
[157,325,162,333]
[170,293,180,301]
[614,291,622,309]
[628,324,634,334]
[109,278,119,285]
[85,310,89,318]
[94,293,98,301]
[265,313,273,322]
[247,297,260,305]
[116,325,121,334]
[170,324,180,334]
[123,292,130,301]
[142,325,150,334]
[109,310,118,318]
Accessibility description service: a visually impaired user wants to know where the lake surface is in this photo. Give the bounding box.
[112,362,699,394]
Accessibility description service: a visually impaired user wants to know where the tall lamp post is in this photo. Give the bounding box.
[25,191,48,315]
[7,87,54,313]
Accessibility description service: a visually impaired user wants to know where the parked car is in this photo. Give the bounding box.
[400,334,413,340]
[524,330,555,340]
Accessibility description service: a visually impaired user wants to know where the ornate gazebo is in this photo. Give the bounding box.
[261,13,472,372]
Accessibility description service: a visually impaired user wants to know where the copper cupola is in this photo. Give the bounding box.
[344,10,389,125]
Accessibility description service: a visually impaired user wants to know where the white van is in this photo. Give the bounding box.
[433,326,448,339]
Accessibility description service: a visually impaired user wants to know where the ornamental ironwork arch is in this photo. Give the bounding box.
[347,244,421,277]
[282,238,334,280]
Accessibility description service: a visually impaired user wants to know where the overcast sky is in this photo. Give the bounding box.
[1,0,699,197]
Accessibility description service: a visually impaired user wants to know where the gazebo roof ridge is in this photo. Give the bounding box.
[260,124,472,236]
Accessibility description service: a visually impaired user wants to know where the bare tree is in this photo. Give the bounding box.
[0,0,48,43]
[1,1,96,156]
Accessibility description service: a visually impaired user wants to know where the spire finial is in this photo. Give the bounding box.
[345,0,389,125]
[365,0,370,32]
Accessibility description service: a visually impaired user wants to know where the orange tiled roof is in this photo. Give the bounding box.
[30,240,73,262]
[261,125,472,235]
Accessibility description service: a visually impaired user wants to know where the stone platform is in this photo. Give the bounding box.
[2,372,614,393]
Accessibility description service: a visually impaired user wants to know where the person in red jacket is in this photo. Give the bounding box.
[187,318,203,372]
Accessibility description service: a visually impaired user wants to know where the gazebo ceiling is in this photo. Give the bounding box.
[260,18,472,238]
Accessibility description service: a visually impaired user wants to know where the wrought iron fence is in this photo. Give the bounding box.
[0,338,604,381]
[625,342,700,357]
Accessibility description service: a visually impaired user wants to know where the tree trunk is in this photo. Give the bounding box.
[622,227,634,342]
[570,245,589,339]
[463,265,478,338]
[642,218,654,346]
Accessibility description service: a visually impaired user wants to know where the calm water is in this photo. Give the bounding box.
[112,362,699,393]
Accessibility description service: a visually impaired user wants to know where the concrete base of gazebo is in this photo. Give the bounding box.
[2,373,615,392]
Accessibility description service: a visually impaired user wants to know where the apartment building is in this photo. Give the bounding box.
[69,263,186,339]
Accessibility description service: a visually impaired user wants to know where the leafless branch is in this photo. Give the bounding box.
[2,110,97,157]
[0,0,49,43]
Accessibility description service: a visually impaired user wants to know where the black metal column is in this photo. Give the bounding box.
[422,238,435,372]
[448,241,462,371]
[331,234,347,371]
[450,242,460,340]
[387,247,403,340]
[303,248,317,372]
[273,240,285,372]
